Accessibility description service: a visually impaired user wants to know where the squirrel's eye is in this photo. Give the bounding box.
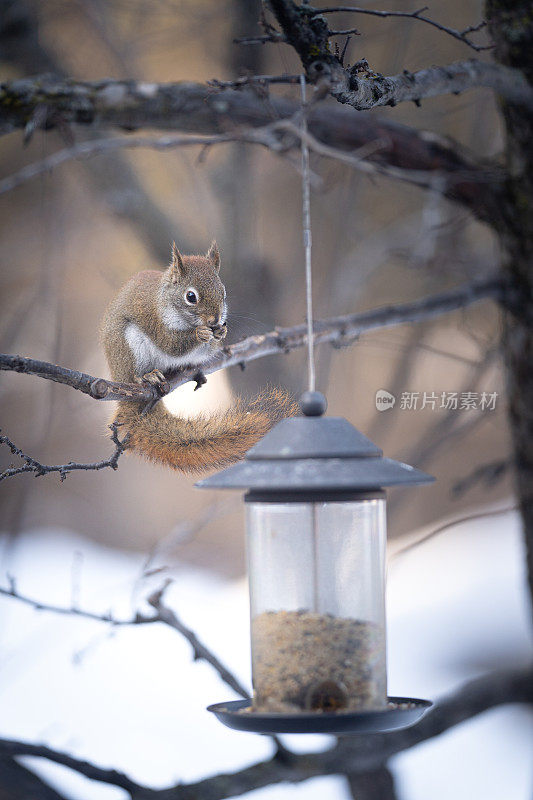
[185,289,198,305]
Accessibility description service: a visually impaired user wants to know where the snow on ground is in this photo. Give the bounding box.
[0,507,532,799]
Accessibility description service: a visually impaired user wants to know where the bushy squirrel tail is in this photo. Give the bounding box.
[113,387,299,474]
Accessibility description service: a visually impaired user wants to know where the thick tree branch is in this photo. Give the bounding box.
[0,740,144,796]
[0,668,530,798]
[266,1,532,110]
[0,76,505,224]
[0,277,503,407]
[0,758,70,800]
[345,765,398,800]
[0,353,159,402]
[2,63,529,126]
[329,59,533,112]
[486,0,533,611]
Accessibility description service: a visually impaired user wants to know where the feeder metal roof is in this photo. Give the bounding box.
[197,392,434,493]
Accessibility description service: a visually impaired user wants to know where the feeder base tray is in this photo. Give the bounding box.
[207,697,432,735]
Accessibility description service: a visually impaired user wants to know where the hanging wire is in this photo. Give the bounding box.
[299,74,316,394]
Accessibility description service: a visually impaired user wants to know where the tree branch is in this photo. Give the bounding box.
[345,765,398,800]
[147,582,250,698]
[0,422,129,482]
[0,574,155,625]
[267,1,532,110]
[451,459,511,497]
[310,5,490,53]
[0,739,145,796]
[0,353,159,402]
[0,276,503,408]
[0,122,499,225]
[331,59,533,112]
[0,758,70,800]
[239,4,490,53]
[0,576,287,760]
[0,131,239,196]
[0,76,506,224]
[0,668,530,798]
[0,578,249,700]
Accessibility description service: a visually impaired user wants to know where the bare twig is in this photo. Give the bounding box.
[234,32,287,45]
[0,277,503,408]
[329,28,360,36]
[388,346,500,518]
[390,505,518,561]
[208,73,300,88]
[0,578,249,700]
[147,582,250,698]
[451,459,511,497]
[0,423,129,482]
[0,118,497,209]
[0,121,377,197]
[0,576,155,625]
[310,6,490,52]
[0,132,240,196]
[0,668,530,797]
[269,118,497,193]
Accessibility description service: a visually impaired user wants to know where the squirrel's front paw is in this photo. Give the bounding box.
[140,369,170,396]
[196,325,214,343]
[212,323,227,341]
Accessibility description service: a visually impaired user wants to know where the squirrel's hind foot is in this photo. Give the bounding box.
[139,369,171,397]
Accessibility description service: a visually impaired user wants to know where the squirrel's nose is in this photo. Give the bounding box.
[207,314,219,327]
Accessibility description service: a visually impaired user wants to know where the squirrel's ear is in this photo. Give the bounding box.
[169,241,185,283]
[206,240,221,272]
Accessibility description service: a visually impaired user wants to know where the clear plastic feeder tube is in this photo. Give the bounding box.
[246,495,387,712]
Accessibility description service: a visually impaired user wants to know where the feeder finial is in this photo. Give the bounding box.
[300,391,327,417]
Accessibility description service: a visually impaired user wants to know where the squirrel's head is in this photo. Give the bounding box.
[161,241,227,330]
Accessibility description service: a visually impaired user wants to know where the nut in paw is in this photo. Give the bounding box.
[212,323,227,341]
[196,325,213,343]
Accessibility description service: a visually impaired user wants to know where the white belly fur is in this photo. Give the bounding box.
[125,322,209,375]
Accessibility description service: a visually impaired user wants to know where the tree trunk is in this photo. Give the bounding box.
[487,0,533,606]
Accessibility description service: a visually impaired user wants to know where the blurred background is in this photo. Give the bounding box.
[0,0,510,576]
[1,2,531,799]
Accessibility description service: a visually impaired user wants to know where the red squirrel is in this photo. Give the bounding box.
[100,242,297,473]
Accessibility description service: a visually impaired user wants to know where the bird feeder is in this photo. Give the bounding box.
[199,391,434,734]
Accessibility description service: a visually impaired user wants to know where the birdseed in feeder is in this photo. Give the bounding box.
[251,610,386,713]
